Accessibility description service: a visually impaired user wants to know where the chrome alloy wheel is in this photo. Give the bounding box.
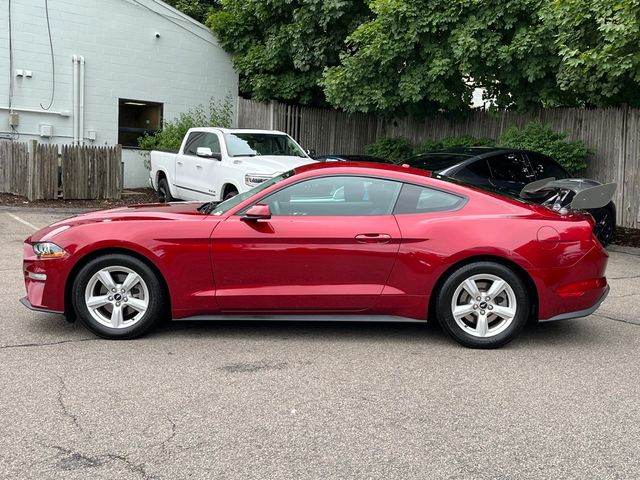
[84,266,150,329]
[450,274,517,338]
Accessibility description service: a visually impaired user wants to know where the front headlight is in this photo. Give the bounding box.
[32,242,66,259]
[245,174,271,187]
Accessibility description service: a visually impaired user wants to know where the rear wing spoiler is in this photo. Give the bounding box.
[520,177,617,210]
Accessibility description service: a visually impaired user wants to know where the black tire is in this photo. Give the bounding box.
[435,261,530,349]
[223,188,238,200]
[157,178,174,203]
[72,254,167,339]
[590,204,615,247]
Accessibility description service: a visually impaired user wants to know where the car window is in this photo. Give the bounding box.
[394,183,465,214]
[184,132,221,156]
[260,176,402,216]
[526,152,570,180]
[456,159,491,181]
[486,153,533,183]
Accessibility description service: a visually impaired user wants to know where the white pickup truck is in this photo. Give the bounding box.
[149,128,316,202]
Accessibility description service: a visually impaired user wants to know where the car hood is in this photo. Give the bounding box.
[229,155,316,174]
[29,202,207,242]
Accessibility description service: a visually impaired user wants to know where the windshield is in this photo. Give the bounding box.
[405,154,472,171]
[207,170,296,215]
[225,133,307,158]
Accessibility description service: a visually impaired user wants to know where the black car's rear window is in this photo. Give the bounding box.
[404,154,472,171]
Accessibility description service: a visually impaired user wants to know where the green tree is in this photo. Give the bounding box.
[322,0,563,116]
[208,0,371,105]
[165,0,220,24]
[543,0,640,107]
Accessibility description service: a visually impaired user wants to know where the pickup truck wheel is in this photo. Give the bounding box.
[224,188,238,200]
[157,178,174,203]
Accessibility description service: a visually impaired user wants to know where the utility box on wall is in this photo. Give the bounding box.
[39,124,53,138]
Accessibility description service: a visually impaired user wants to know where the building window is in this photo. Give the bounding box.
[118,99,163,148]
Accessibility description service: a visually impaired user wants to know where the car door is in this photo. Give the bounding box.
[486,152,536,195]
[175,131,221,200]
[211,175,403,312]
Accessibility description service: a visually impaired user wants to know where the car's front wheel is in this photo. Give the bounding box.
[436,262,530,348]
[72,254,167,339]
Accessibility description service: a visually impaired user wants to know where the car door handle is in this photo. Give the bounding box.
[196,164,202,169]
[177,161,183,166]
[355,233,392,243]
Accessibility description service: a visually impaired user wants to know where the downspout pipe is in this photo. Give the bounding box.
[79,56,85,145]
[72,55,79,144]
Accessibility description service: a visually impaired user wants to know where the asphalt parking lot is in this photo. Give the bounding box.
[1,209,639,480]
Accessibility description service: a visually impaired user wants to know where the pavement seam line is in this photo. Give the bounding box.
[6,212,38,231]
[0,338,98,350]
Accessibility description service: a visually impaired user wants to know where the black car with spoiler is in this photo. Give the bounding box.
[404,148,616,246]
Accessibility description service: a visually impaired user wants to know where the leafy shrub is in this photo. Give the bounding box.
[364,137,413,163]
[413,135,495,155]
[138,95,234,153]
[498,121,589,174]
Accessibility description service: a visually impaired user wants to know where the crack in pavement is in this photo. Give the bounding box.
[46,445,157,479]
[0,338,98,350]
[56,375,86,435]
[592,313,640,326]
[608,275,640,280]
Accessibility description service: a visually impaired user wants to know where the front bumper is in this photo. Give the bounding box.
[20,296,63,315]
[22,242,70,313]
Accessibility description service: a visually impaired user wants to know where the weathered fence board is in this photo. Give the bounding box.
[238,98,640,228]
[61,144,121,200]
[0,142,122,201]
[0,141,57,200]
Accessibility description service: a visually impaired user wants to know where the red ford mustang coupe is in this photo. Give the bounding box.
[21,163,609,348]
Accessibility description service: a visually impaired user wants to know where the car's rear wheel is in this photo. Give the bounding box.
[157,178,174,203]
[590,205,615,247]
[436,262,530,348]
[72,254,166,339]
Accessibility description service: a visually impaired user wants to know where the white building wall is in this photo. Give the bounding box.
[0,0,238,187]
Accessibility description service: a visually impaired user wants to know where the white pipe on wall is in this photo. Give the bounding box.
[72,55,79,144]
[0,106,70,116]
[79,56,85,145]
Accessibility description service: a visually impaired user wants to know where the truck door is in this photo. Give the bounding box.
[175,131,222,201]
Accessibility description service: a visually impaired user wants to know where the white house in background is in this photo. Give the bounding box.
[0,0,238,188]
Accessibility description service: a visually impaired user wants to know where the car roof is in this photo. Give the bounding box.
[411,147,550,160]
[190,127,290,135]
[295,160,432,178]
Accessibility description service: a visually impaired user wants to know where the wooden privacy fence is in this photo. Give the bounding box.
[238,98,640,229]
[0,141,121,201]
[61,145,122,200]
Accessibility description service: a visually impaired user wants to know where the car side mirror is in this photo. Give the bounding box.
[306,149,316,158]
[196,147,222,161]
[241,203,271,221]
